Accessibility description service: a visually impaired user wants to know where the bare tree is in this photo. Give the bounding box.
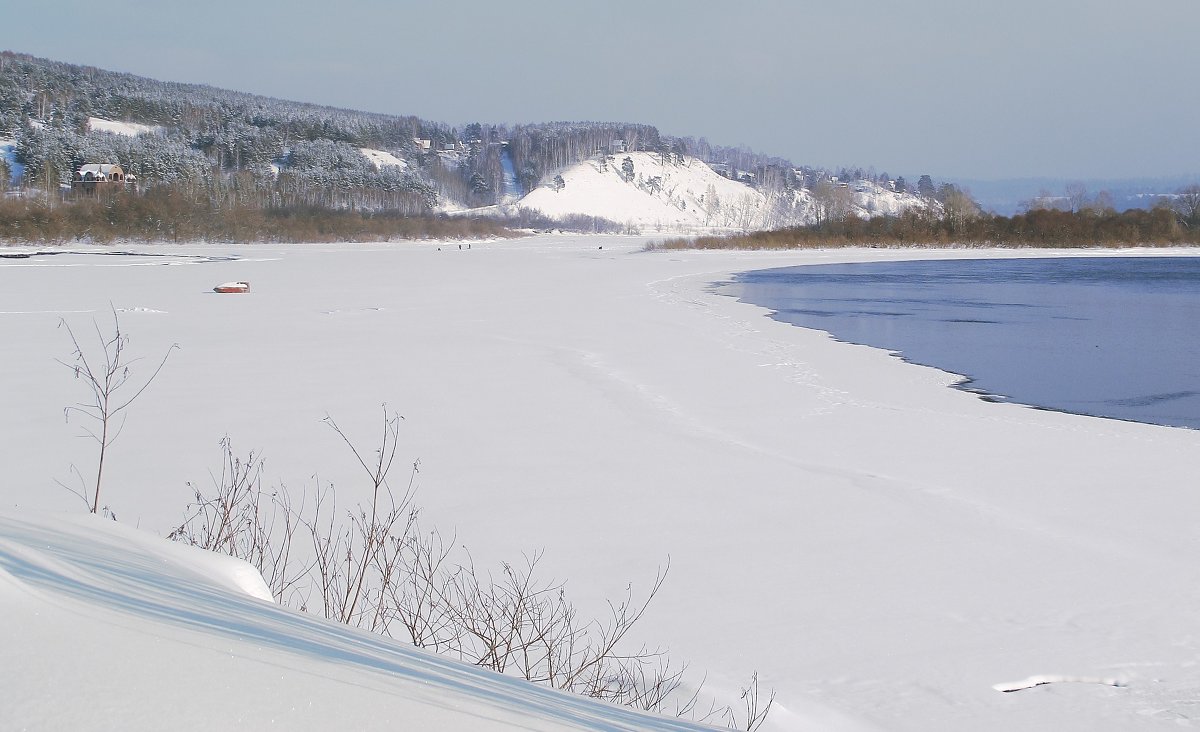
[58,308,176,514]
[308,408,420,630]
[1064,181,1089,213]
[1019,188,1061,212]
[812,180,853,229]
[937,183,981,235]
[734,672,776,731]
[1174,184,1200,228]
[1085,189,1116,215]
[703,184,721,227]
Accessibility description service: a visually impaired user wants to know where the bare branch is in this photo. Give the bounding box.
[169,408,769,728]
[59,307,176,513]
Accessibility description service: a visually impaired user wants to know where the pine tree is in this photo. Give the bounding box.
[917,175,935,198]
[672,140,686,166]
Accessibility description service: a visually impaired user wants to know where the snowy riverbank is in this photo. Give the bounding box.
[2,236,1199,731]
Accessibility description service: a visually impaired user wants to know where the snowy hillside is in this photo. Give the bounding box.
[4,54,944,228]
[516,153,929,233]
[0,511,717,732]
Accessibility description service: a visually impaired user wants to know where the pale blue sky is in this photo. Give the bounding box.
[4,0,1196,180]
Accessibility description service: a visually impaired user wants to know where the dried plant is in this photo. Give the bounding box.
[58,307,176,514]
[171,406,773,727]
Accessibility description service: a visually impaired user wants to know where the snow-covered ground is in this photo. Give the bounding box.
[2,238,1199,731]
[516,154,928,233]
[87,117,163,136]
[360,147,409,171]
[0,509,717,731]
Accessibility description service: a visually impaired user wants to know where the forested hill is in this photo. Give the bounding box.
[0,51,931,225]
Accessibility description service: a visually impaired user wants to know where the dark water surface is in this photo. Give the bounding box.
[728,256,1200,430]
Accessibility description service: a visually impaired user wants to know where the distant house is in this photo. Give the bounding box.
[71,163,135,194]
[412,138,432,152]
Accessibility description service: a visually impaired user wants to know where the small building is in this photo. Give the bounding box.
[72,163,134,194]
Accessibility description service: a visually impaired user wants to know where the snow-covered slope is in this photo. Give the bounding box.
[0,510,715,732]
[515,153,928,233]
[361,147,409,171]
[87,117,163,137]
[839,180,934,218]
[518,152,763,232]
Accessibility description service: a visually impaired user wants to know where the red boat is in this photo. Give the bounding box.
[213,281,251,294]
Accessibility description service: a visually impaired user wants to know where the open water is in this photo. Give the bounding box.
[729,256,1200,430]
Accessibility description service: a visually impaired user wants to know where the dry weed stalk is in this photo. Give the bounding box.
[58,308,176,514]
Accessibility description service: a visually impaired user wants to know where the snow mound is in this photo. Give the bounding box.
[0,511,715,731]
[361,147,409,171]
[993,675,1125,693]
[88,117,162,137]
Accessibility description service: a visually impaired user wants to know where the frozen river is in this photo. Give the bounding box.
[730,256,1200,429]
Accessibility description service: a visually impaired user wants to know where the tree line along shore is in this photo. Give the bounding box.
[656,202,1200,250]
[4,189,1199,246]
[0,188,519,243]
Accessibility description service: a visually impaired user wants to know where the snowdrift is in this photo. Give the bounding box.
[0,510,715,732]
